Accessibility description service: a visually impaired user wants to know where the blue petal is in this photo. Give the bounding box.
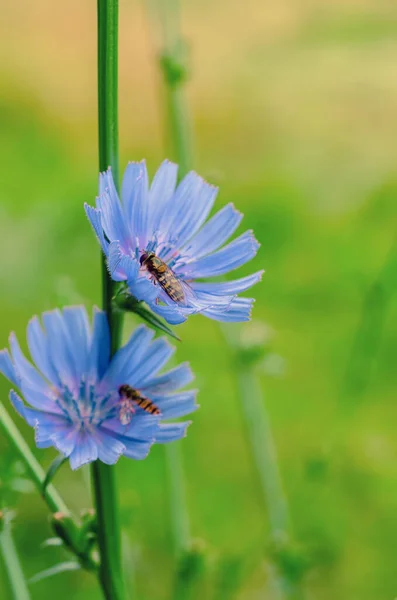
[128,338,175,387]
[148,160,178,234]
[9,390,28,421]
[41,310,78,391]
[191,270,264,295]
[19,381,62,413]
[187,289,235,311]
[84,203,109,255]
[92,428,126,465]
[69,431,98,470]
[62,307,90,382]
[140,362,194,395]
[121,161,149,248]
[149,303,187,325]
[52,427,79,457]
[27,317,61,387]
[160,171,216,248]
[202,297,254,322]
[120,436,153,460]
[179,230,260,278]
[155,421,191,443]
[154,390,198,419]
[181,203,242,261]
[0,349,19,386]
[170,174,218,248]
[9,390,60,430]
[9,333,49,394]
[108,241,139,282]
[101,325,154,391]
[128,276,159,304]
[102,413,159,441]
[96,182,130,250]
[32,411,74,439]
[88,308,110,382]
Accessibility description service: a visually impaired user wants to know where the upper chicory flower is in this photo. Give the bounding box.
[0,306,197,470]
[84,160,263,325]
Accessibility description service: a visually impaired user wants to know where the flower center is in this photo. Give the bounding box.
[52,379,117,429]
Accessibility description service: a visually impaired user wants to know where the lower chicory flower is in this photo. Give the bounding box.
[0,306,197,470]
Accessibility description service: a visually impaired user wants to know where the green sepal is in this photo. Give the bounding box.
[114,288,181,341]
[42,454,68,496]
[51,512,80,552]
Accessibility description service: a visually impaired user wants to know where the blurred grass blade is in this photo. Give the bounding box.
[42,454,68,495]
[28,561,81,584]
[213,554,244,600]
[0,512,31,600]
[343,238,397,401]
[40,537,64,548]
[173,541,207,600]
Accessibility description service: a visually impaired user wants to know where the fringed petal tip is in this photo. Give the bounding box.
[9,389,26,420]
[155,420,192,443]
[246,230,261,254]
[126,158,146,168]
[0,348,19,386]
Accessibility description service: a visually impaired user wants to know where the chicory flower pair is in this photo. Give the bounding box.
[0,161,261,469]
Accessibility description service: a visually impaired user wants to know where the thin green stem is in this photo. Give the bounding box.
[91,2,125,599]
[147,0,193,558]
[91,462,124,600]
[0,516,31,600]
[236,369,290,538]
[97,0,123,354]
[156,0,193,176]
[0,403,69,515]
[165,442,190,555]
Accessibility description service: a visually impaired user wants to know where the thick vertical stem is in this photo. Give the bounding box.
[91,2,124,599]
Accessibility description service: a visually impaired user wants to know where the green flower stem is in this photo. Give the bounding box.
[222,326,305,598]
[91,1,125,599]
[146,0,193,558]
[155,0,193,177]
[0,402,69,516]
[91,462,124,600]
[149,0,301,588]
[165,442,190,555]
[0,514,31,600]
[236,368,290,537]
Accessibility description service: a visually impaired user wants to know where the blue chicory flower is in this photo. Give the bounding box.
[0,306,197,470]
[84,160,263,325]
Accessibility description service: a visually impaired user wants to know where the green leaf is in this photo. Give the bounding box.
[132,303,181,341]
[42,454,67,495]
[28,561,80,584]
[114,292,181,341]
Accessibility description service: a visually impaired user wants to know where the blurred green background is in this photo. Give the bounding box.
[1,0,397,598]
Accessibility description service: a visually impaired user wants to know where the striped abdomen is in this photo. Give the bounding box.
[118,384,160,425]
[140,252,185,303]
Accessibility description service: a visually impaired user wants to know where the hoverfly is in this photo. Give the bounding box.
[140,251,191,305]
[118,384,161,425]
